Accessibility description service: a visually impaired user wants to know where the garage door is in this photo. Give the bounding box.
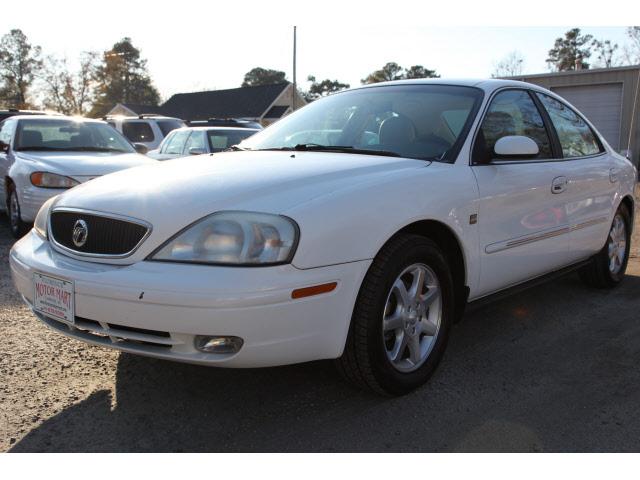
[551,83,623,150]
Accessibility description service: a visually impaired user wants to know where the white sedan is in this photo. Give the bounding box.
[10,79,637,395]
[0,115,155,237]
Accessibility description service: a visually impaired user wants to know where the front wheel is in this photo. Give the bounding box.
[336,234,454,395]
[579,204,632,288]
[8,186,29,239]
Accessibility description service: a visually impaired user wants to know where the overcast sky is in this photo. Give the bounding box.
[3,2,634,101]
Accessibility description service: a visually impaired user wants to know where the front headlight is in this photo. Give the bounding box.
[150,211,299,266]
[30,172,79,189]
[33,196,57,239]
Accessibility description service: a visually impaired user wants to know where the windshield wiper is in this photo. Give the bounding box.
[15,146,129,153]
[66,146,129,153]
[258,144,402,158]
[15,146,66,152]
[225,145,251,152]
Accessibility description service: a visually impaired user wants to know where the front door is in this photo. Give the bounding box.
[470,89,570,298]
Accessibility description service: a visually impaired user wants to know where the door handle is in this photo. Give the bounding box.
[551,176,568,194]
[609,168,619,183]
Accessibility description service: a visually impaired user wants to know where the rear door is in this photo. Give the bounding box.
[470,89,570,297]
[122,121,156,148]
[535,92,616,263]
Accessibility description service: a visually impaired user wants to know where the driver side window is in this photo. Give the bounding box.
[163,130,190,155]
[473,89,552,164]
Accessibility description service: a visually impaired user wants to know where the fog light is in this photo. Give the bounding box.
[195,335,244,354]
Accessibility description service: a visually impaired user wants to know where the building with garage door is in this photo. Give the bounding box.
[509,65,640,167]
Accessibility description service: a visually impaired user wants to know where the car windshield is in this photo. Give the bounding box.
[14,119,135,153]
[240,84,483,162]
[208,129,259,152]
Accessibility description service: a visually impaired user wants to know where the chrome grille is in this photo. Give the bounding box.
[50,210,149,257]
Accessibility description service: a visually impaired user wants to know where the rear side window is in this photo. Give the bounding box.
[473,89,552,163]
[536,93,602,158]
[122,122,155,143]
[157,119,185,136]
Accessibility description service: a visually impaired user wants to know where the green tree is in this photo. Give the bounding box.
[361,62,404,84]
[41,52,98,115]
[402,65,440,79]
[0,29,42,108]
[546,28,593,71]
[361,62,439,84]
[241,67,287,87]
[304,75,350,101]
[90,37,159,117]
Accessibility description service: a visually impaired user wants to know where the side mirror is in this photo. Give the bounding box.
[188,147,206,155]
[0,140,9,153]
[133,143,148,154]
[494,135,539,159]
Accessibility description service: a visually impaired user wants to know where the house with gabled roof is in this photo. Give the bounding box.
[107,82,306,126]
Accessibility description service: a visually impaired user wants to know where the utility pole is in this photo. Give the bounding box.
[292,26,297,111]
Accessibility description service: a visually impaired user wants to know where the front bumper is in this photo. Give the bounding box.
[10,231,371,367]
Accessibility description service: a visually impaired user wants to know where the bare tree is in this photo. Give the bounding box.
[623,26,640,64]
[592,39,619,68]
[40,51,98,115]
[491,51,525,78]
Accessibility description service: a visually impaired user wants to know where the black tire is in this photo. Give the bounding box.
[7,184,29,239]
[579,204,632,289]
[336,234,454,396]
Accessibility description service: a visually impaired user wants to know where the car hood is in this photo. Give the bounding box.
[53,151,428,257]
[16,151,155,178]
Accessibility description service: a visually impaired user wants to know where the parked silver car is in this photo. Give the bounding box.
[147,126,260,160]
[0,115,155,237]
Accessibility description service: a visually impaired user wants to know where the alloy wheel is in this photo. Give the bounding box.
[607,214,627,274]
[382,263,442,373]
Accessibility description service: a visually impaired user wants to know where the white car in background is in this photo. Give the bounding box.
[147,126,260,160]
[0,115,155,237]
[10,80,637,395]
[105,115,185,151]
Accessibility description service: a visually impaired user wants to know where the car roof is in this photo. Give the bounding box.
[10,114,107,123]
[0,109,49,114]
[355,78,545,93]
[107,115,183,121]
[181,126,260,132]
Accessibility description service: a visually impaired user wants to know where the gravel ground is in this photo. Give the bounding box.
[1,191,639,452]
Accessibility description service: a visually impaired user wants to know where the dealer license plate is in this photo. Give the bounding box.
[33,273,75,325]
